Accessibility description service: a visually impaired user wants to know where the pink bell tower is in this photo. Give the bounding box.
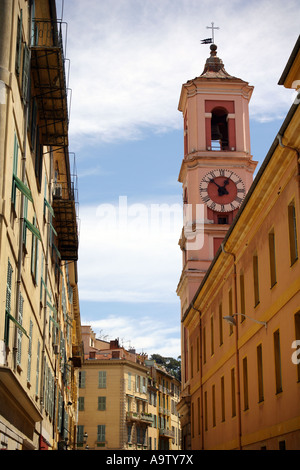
[177,42,258,318]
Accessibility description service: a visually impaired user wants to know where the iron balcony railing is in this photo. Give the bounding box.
[159,428,174,438]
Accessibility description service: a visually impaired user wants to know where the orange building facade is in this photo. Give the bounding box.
[177,37,300,449]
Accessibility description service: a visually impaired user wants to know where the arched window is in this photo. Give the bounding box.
[211,107,229,150]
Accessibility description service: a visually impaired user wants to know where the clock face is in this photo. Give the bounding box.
[199,169,246,212]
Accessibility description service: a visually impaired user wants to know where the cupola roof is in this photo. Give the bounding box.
[200,44,234,79]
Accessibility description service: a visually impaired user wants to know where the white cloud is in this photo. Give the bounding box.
[81,315,181,358]
[63,0,299,145]
[78,197,183,303]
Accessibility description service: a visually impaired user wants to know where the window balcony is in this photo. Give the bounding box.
[159,428,174,439]
[126,411,153,425]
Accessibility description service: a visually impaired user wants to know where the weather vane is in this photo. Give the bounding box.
[201,22,220,45]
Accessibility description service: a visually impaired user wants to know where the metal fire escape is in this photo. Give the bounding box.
[31,19,78,261]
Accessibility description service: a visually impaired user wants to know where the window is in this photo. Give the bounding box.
[77,425,84,445]
[98,396,106,411]
[97,425,105,443]
[231,368,236,417]
[210,107,229,151]
[279,440,286,450]
[204,391,208,431]
[212,384,216,427]
[221,376,225,422]
[11,133,19,207]
[218,215,228,224]
[211,315,214,356]
[257,344,264,402]
[239,272,246,322]
[99,371,107,388]
[274,329,283,394]
[219,303,223,346]
[191,402,194,438]
[288,201,298,265]
[35,340,40,396]
[135,375,140,392]
[16,293,24,366]
[23,181,29,245]
[197,396,201,435]
[229,288,233,335]
[78,397,84,411]
[31,216,39,283]
[22,43,30,101]
[196,336,200,372]
[27,320,33,383]
[4,259,13,345]
[243,357,249,411]
[253,253,260,306]
[127,425,132,443]
[128,372,131,390]
[190,345,194,379]
[34,126,43,190]
[269,230,277,287]
[15,11,23,75]
[79,371,86,388]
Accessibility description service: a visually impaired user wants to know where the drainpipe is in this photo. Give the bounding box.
[191,304,204,450]
[277,134,300,161]
[277,134,300,187]
[13,5,31,372]
[221,242,242,450]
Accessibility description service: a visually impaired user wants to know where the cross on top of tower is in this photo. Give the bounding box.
[206,22,220,44]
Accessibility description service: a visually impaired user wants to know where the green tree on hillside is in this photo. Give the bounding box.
[150,354,181,382]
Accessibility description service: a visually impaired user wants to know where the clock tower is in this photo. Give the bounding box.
[177,43,257,317]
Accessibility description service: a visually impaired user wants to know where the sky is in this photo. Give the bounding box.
[57,0,299,359]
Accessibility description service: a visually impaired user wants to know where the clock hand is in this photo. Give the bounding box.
[218,179,229,195]
[210,178,229,196]
[210,179,221,188]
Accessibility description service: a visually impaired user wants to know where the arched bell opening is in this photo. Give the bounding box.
[211,107,229,150]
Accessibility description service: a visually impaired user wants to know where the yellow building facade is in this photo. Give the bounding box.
[0,0,82,450]
[177,36,300,450]
[146,361,181,450]
[78,327,181,450]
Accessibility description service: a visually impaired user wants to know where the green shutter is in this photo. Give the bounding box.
[13,133,19,174]
[25,217,41,240]
[4,260,13,345]
[97,425,105,442]
[77,425,84,444]
[22,43,30,102]
[27,320,33,382]
[13,174,33,202]
[16,293,24,365]
[44,197,55,217]
[35,340,40,396]
[78,397,84,411]
[98,371,106,388]
[98,396,106,411]
[79,370,86,388]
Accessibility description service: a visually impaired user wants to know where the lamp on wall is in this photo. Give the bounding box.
[223,313,267,329]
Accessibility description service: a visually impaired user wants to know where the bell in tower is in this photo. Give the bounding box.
[211,123,222,141]
[211,108,229,150]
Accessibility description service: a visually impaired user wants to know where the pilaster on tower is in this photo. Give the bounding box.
[177,43,258,318]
